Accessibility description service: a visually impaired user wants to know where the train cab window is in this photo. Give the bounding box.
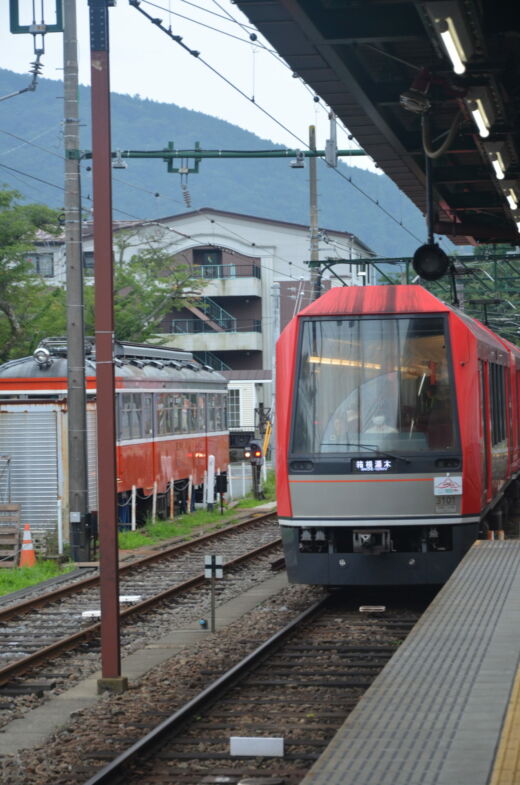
[292,316,457,455]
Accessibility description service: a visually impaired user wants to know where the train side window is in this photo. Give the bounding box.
[157,393,174,435]
[143,394,153,437]
[214,393,226,430]
[196,394,206,431]
[130,393,143,439]
[207,393,217,431]
[489,363,507,446]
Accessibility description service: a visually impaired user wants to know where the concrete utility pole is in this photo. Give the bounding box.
[309,126,321,300]
[63,0,89,562]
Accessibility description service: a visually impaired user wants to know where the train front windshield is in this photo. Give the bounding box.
[292,315,457,455]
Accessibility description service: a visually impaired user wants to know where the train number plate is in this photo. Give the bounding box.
[435,495,457,513]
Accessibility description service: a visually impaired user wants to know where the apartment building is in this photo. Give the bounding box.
[29,208,375,444]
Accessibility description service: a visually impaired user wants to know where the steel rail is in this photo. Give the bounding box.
[0,534,281,687]
[0,512,276,623]
[81,596,330,785]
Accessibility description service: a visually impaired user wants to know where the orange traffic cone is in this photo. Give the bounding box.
[19,523,37,568]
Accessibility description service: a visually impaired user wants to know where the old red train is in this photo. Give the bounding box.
[0,339,229,541]
[276,285,520,586]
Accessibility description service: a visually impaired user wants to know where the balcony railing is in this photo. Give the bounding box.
[202,297,236,330]
[195,264,261,280]
[194,351,232,371]
[172,318,262,334]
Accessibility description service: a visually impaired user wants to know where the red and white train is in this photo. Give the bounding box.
[0,338,229,542]
[276,285,520,586]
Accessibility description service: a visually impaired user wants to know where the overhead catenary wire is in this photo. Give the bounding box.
[129,0,427,246]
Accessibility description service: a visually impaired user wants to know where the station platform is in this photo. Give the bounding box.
[300,539,520,785]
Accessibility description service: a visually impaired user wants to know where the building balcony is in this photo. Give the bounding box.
[161,318,262,353]
[194,264,262,297]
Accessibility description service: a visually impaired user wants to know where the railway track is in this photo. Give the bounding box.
[77,590,428,785]
[0,513,281,688]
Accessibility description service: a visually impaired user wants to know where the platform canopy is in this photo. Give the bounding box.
[235,1,520,246]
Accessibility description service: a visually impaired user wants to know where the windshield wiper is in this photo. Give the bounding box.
[322,442,411,464]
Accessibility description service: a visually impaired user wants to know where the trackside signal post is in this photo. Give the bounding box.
[88,0,127,694]
[245,441,264,500]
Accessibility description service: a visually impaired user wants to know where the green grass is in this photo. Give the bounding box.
[0,560,75,597]
[117,470,276,550]
[117,510,229,549]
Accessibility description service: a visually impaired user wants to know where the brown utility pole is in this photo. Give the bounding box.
[88,0,127,693]
[63,0,89,563]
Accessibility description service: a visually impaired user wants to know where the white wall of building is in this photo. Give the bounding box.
[34,209,374,374]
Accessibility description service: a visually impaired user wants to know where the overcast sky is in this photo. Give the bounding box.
[0,0,376,171]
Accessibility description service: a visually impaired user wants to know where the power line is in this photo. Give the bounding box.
[141,0,275,49]
[129,0,426,246]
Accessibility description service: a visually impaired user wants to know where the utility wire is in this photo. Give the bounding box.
[129,0,426,245]
[141,0,275,49]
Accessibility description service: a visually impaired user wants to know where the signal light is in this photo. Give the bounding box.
[412,243,450,281]
[245,441,263,465]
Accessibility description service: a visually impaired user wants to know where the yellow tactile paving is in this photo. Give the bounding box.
[489,666,520,785]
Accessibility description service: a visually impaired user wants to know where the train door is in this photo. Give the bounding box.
[479,361,490,503]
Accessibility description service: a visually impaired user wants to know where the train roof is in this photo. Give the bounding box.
[295,284,520,361]
[0,338,226,385]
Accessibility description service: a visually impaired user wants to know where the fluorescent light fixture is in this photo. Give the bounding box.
[438,18,466,74]
[489,153,506,179]
[465,88,495,138]
[512,211,520,233]
[483,142,510,180]
[427,2,474,74]
[502,182,519,210]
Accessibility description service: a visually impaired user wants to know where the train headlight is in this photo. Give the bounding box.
[33,347,52,368]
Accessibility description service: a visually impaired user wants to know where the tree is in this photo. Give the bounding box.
[83,226,208,343]
[426,243,520,345]
[0,189,65,362]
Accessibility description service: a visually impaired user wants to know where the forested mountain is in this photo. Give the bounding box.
[0,67,430,257]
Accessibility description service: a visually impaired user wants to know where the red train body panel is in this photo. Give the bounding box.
[277,285,520,586]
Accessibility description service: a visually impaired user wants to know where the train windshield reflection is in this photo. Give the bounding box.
[291,315,457,455]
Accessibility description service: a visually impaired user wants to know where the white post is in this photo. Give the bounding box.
[242,461,246,497]
[207,455,216,509]
[203,470,208,505]
[227,464,233,500]
[262,460,267,483]
[169,477,174,520]
[188,474,193,512]
[57,499,63,555]
[152,481,158,523]
[131,485,137,531]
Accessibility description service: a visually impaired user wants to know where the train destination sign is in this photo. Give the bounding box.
[352,459,394,473]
